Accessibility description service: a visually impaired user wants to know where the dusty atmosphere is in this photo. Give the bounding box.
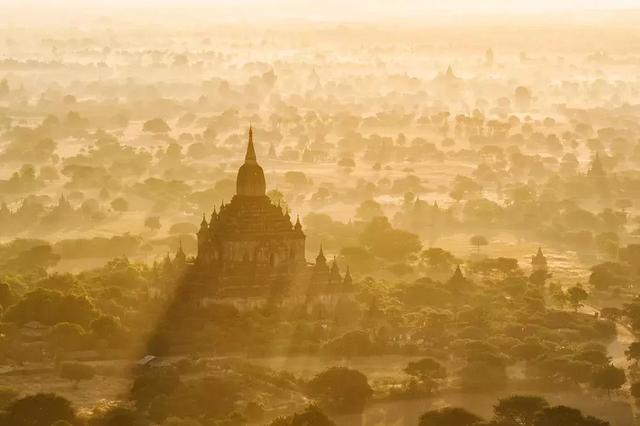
[1,1,640,425]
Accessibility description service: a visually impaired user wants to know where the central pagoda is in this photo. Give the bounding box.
[195,127,307,295]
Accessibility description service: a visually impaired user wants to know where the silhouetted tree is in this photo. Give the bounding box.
[307,367,372,413]
[1,393,78,426]
[591,364,625,398]
[533,406,609,426]
[470,235,488,254]
[493,395,549,426]
[269,405,335,426]
[404,358,447,394]
[59,362,95,388]
[566,285,588,311]
[419,407,483,426]
[143,118,170,134]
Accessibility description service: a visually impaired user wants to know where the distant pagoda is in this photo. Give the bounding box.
[531,247,548,272]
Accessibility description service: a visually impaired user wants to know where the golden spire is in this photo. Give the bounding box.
[245,125,257,163]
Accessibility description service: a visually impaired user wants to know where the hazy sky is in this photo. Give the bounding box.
[3,0,640,25]
[5,0,640,12]
[7,0,640,6]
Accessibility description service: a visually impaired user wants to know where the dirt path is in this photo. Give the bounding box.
[581,303,637,421]
[581,304,635,369]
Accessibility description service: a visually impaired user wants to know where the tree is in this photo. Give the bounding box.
[514,86,532,110]
[354,199,384,222]
[59,362,95,388]
[269,405,335,426]
[493,395,549,426]
[89,406,143,426]
[49,322,86,352]
[449,175,482,201]
[631,382,640,400]
[193,376,240,419]
[90,315,127,347]
[463,199,502,225]
[359,217,421,261]
[622,301,640,333]
[495,257,519,275]
[307,367,372,414]
[110,197,129,212]
[267,189,288,211]
[470,235,488,255]
[144,216,161,230]
[404,358,447,394]
[0,281,15,308]
[143,118,170,134]
[4,289,61,325]
[551,289,568,309]
[533,406,608,426]
[2,393,78,426]
[162,418,202,426]
[625,342,640,365]
[529,270,551,287]
[419,407,483,426]
[566,285,588,312]
[599,307,622,322]
[284,171,311,188]
[131,368,181,409]
[420,248,459,272]
[4,244,60,272]
[339,246,375,272]
[589,262,630,291]
[591,364,625,398]
[36,273,78,292]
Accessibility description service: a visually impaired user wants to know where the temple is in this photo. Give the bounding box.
[531,247,548,272]
[193,127,350,300]
[587,153,606,178]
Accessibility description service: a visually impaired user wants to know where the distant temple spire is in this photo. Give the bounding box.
[311,243,330,286]
[294,215,304,236]
[236,126,266,196]
[175,239,186,265]
[446,65,455,77]
[588,152,606,178]
[343,265,353,287]
[245,125,257,163]
[316,244,326,265]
